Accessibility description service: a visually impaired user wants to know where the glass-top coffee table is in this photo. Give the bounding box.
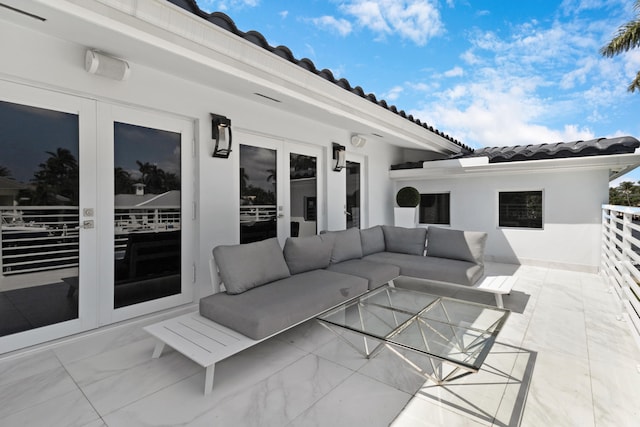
[316,284,510,384]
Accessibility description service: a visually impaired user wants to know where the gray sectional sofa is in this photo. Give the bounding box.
[200,225,488,341]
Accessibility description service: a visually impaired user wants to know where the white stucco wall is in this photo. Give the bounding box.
[1,19,402,300]
[396,168,610,272]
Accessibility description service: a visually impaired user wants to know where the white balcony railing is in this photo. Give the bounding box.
[601,204,640,343]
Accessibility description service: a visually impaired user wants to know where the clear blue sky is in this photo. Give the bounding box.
[197,0,640,186]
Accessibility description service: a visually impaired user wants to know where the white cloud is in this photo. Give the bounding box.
[408,8,640,149]
[443,66,463,77]
[279,10,289,19]
[310,16,353,37]
[460,49,481,65]
[340,0,444,46]
[383,85,404,100]
[198,0,260,12]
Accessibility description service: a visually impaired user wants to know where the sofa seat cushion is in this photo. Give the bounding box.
[199,269,368,340]
[363,252,484,287]
[326,259,400,290]
[213,238,290,295]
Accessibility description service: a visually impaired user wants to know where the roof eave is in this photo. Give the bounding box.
[389,150,640,181]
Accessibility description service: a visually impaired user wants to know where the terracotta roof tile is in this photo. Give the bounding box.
[390,136,640,170]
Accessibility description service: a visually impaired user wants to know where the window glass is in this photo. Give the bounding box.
[239,145,277,243]
[113,122,181,308]
[346,161,360,229]
[290,153,317,237]
[419,193,450,225]
[499,191,543,228]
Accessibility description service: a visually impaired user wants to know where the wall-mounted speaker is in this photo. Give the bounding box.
[85,50,130,81]
[351,134,367,148]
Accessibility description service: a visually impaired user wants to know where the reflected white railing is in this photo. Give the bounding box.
[601,204,640,343]
[239,205,277,224]
[1,206,79,275]
[1,206,180,276]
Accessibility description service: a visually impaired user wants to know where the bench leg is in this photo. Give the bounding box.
[151,341,165,359]
[204,364,215,395]
[494,293,504,309]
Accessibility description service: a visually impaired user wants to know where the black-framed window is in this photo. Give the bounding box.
[419,193,450,225]
[499,191,543,229]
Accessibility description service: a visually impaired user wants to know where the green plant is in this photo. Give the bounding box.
[396,186,420,207]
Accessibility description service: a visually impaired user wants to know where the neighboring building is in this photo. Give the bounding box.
[0,0,638,352]
[0,176,26,206]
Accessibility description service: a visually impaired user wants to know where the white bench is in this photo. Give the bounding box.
[144,311,262,394]
[474,275,517,308]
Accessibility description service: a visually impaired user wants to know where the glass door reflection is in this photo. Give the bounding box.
[0,100,80,337]
[113,122,181,308]
[239,144,278,243]
[346,161,361,229]
[289,153,317,237]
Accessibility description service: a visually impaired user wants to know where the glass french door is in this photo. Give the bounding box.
[286,144,322,238]
[0,81,97,353]
[97,105,194,324]
[345,161,361,229]
[239,133,323,244]
[0,84,194,352]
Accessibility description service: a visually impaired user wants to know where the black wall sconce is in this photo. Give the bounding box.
[211,113,232,158]
[332,143,346,172]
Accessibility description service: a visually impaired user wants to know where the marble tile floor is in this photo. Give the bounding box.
[1,263,640,426]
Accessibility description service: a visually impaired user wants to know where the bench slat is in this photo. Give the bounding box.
[144,312,258,367]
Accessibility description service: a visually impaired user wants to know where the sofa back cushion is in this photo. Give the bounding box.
[213,238,290,295]
[322,228,363,263]
[426,227,488,264]
[382,225,427,255]
[283,234,335,274]
[360,226,386,256]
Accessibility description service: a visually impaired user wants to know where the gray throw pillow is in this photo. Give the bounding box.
[283,234,335,274]
[382,225,427,255]
[360,226,386,255]
[213,238,290,295]
[426,227,488,264]
[325,228,363,263]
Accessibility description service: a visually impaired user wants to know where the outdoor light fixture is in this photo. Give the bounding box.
[332,143,346,172]
[211,113,232,158]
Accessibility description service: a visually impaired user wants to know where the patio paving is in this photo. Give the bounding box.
[1,262,639,426]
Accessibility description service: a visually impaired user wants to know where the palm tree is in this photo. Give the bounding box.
[620,181,635,206]
[601,0,640,92]
[31,148,79,205]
